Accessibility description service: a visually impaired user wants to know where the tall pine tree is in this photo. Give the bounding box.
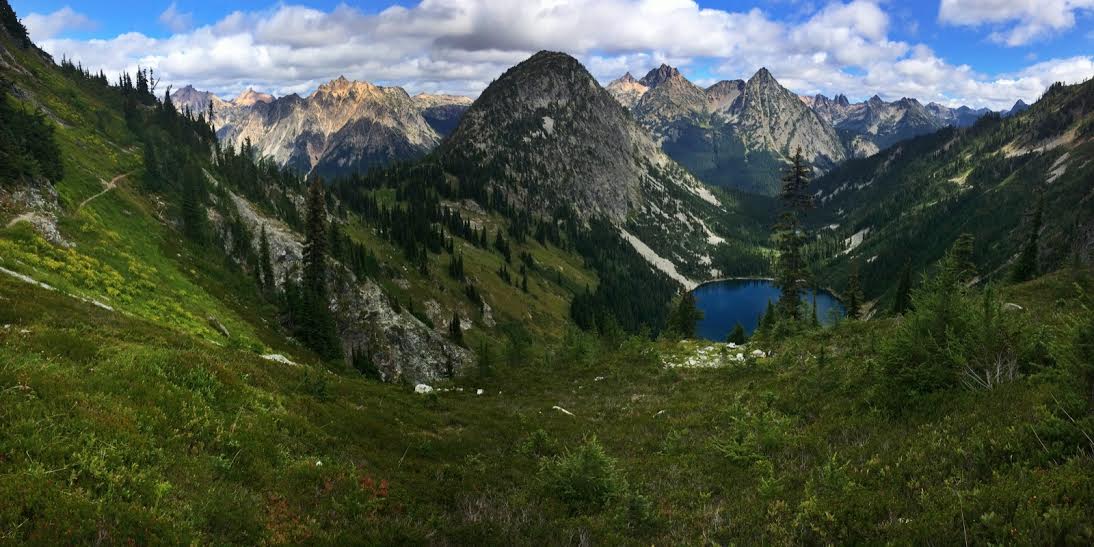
[846,262,864,319]
[1010,191,1043,283]
[259,225,275,293]
[667,291,704,340]
[774,147,813,322]
[300,178,342,361]
[892,261,913,315]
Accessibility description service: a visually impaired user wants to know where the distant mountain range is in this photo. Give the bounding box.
[607,64,1005,194]
[172,80,472,179]
[176,64,1016,196]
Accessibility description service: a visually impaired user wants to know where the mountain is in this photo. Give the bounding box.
[412,93,473,136]
[608,64,846,195]
[809,78,1094,302]
[804,93,1000,158]
[442,51,767,285]
[173,79,472,178]
[926,102,991,128]
[605,72,648,108]
[1005,99,1031,117]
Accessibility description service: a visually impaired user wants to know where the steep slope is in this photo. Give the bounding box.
[808,79,1094,303]
[729,68,846,169]
[0,23,481,383]
[613,64,846,195]
[442,51,765,285]
[173,79,465,178]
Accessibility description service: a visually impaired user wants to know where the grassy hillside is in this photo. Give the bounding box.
[4,257,1093,543]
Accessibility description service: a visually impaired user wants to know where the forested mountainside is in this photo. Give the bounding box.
[2,0,1093,543]
[807,77,1094,309]
[171,80,473,179]
[608,64,994,195]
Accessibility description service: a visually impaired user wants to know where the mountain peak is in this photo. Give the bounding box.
[234,87,274,106]
[618,72,638,84]
[639,64,681,88]
[749,67,776,83]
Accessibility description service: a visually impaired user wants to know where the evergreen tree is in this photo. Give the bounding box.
[774,147,813,321]
[1010,192,1043,283]
[811,293,820,327]
[0,0,30,48]
[667,291,704,339]
[299,178,342,360]
[351,344,379,379]
[760,300,777,331]
[180,162,207,244]
[259,225,275,293]
[727,322,746,344]
[449,312,463,345]
[846,262,864,320]
[892,261,913,315]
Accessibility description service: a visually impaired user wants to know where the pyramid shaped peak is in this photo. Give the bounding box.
[639,64,682,88]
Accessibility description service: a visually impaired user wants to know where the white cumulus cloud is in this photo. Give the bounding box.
[23,6,96,40]
[939,0,1094,46]
[159,2,194,33]
[27,0,1094,110]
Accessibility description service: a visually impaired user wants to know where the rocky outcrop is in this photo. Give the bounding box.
[224,188,472,382]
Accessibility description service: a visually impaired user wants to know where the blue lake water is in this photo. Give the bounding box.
[692,279,845,342]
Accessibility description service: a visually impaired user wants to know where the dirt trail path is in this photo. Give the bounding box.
[5,212,39,228]
[76,172,128,212]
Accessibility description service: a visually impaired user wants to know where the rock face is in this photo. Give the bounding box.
[223,188,472,383]
[609,64,845,195]
[442,51,733,284]
[173,80,473,178]
[605,72,648,108]
[730,68,847,170]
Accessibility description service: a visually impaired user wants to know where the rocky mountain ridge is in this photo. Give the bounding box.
[607,63,1001,192]
[172,80,473,178]
[608,63,846,195]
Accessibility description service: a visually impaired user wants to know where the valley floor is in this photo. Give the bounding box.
[2,268,1093,544]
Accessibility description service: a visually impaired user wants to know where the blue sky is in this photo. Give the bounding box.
[12,1,1094,109]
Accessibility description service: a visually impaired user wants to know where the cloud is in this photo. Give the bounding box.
[32,0,1094,109]
[23,7,96,40]
[159,2,194,33]
[939,0,1094,46]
